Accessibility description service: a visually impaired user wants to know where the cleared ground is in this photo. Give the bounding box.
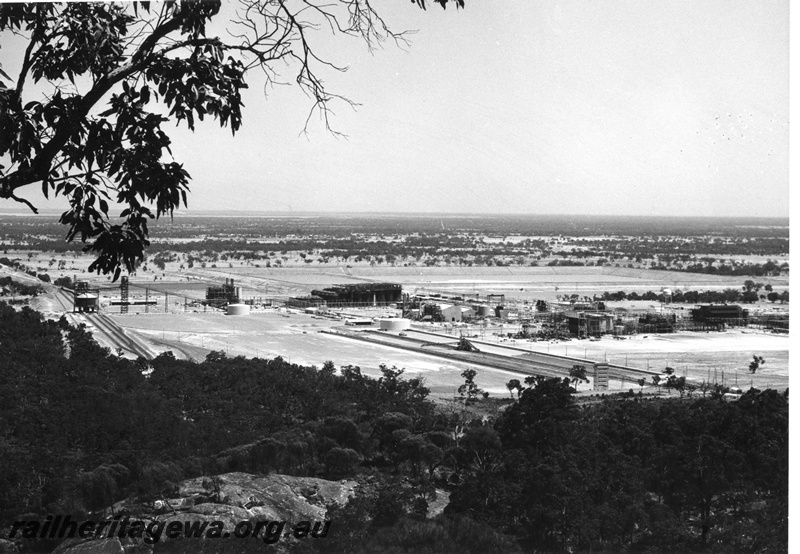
[189,265,789,303]
[5,260,790,396]
[110,309,789,395]
[110,310,532,395]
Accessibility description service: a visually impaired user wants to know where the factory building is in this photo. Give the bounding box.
[309,282,402,307]
[420,303,475,322]
[691,304,749,324]
[206,278,241,307]
[73,281,100,313]
[286,295,327,309]
[442,304,474,322]
[566,311,615,336]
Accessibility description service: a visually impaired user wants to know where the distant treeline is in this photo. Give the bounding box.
[599,283,788,304]
[1,216,789,278]
[0,302,787,553]
[3,214,790,241]
[652,260,787,277]
[4,235,788,259]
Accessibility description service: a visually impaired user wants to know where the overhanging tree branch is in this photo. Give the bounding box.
[0,0,463,277]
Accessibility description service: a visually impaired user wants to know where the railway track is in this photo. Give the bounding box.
[325,327,659,388]
[84,313,153,359]
[322,329,563,380]
[52,287,74,312]
[404,329,660,378]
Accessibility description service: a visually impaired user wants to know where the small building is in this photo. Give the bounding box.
[345,318,373,326]
[440,304,475,322]
[440,304,460,322]
[495,309,519,321]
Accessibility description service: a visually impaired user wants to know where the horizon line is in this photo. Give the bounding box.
[0,207,790,221]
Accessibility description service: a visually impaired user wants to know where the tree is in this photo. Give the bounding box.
[0,0,462,279]
[568,364,589,390]
[651,374,662,394]
[748,355,765,374]
[320,360,336,377]
[506,378,522,399]
[458,369,485,402]
[459,426,502,473]
[324,447,362,480]
[741,290,759,303]
[767,291,779,303]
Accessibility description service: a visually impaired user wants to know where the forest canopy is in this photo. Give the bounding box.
[0,300,787,552]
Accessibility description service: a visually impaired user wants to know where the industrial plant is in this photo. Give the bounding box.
[53,266,787,397]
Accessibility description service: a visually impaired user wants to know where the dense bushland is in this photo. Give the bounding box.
[0,303,787,552]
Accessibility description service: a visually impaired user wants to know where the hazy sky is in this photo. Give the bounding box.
[4,1,793,217]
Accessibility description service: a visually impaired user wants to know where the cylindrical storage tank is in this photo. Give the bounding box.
[227,304,250,316]
[477,305,493,317]
[379,318,411,331]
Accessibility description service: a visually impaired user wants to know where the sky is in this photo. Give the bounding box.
[2,0,792,217]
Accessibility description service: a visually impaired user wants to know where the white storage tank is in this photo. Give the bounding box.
[476,305,493,317]
[227,304,250,316]
[379,318,411,331]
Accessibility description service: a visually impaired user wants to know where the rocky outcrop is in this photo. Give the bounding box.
[0,538,19,553]
[49,472,356,554]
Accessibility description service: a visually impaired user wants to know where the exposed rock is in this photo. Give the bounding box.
[51,472,355,554]
[54,539,124,553]
[0,539,19,553]
[53,537,149,554]
[427,489,451,519]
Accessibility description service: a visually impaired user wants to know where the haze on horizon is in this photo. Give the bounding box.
[4,1,791,219]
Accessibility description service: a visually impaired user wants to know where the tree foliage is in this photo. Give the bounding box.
[748,354,765,374]
[0,0,462,279]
